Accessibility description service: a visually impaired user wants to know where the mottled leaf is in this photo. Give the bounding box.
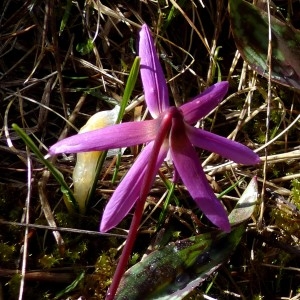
[115,177,258,299]
[228,0,300,89]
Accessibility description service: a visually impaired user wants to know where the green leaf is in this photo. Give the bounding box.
[228,0,300,89]
[115,177,258,299]
[115,231,213,299]
[59,0,73,36]
[76,39,94,55]
[154,226,245,300]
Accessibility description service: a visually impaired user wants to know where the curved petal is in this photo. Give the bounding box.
[100,140,169,232]
[187,126,260,165]
[49,119,159,155]
[139,24,169,118]
[170,120,230,232]
[180,81,229,124]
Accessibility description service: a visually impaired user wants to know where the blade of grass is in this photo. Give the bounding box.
[12,123,79,212]
[217,176,245,198]
[116,57,140,124]
[54,271,85,299]
[157,181,176,229]
[112,56,140,183]
[86,57,141,203]
[59,0,72,36]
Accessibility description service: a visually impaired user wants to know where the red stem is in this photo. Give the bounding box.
[105,109,174,299]
[105,193,146,300]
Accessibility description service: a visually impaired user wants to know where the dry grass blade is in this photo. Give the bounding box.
[38,171,65,253]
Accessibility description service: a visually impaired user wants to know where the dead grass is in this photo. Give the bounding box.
[0,0,299,299]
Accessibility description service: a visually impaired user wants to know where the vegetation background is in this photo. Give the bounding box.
[0,0,299,299]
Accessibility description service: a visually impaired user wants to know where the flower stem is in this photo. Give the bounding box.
[105,109,174,299]
[105,191,146,300]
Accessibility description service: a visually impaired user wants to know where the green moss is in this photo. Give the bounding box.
[271,205,300,238]
[55,211,78,228]
[253,119,266,144]
[63,241,88,262]
[7,274,22,299]
[0,242,16,262]
[82,249,117,299]
[291,179,300,210]
[129,252,140,265]
[39,254,62,269]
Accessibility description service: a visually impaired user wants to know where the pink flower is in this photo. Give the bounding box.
[49,24,260,233]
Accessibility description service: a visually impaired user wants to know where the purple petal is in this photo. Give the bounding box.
[170,120,230,232]
[49,119,159,155]
[187,126,260,165]
[180,81,229,124]
[100,140,169,232]
[139,24,169,118]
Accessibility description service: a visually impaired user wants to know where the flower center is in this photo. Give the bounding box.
[160,106,185,135]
